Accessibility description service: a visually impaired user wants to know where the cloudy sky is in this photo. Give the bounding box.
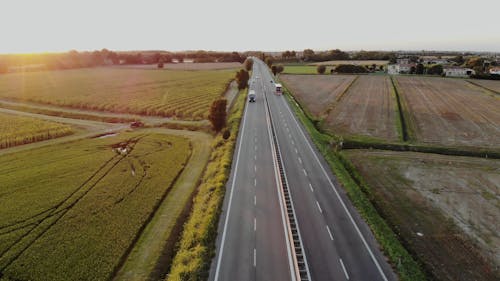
[1,0,499,53]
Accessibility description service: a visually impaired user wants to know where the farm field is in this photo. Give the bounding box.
[0,67,234,120]
[282,65,321,74]
[280,74,356,117]
[395,76,500,148]
[468,79,500,94]
[309,60,388,66]
[0,132,191,281]
[325,75,399,141]
[0,112,73,149]
[346,149,500,281]
[117,62,242,70]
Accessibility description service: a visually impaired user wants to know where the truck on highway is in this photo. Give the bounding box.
[248,90,256,102]
[275,83,283,95]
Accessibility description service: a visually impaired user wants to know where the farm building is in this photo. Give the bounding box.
[489,67,500,75]
[388,63,415,74]
[443,66,475,77]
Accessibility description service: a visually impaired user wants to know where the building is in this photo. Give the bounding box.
[489,67,500,75]
[387,63,415,74]
[443,66,475,77]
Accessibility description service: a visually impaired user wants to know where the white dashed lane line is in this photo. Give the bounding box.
[339,258,349,280]
[309,183,314,192]
[316,201,322,213]
[326,225,334,241]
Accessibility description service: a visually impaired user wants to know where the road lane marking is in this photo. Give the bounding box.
[298,157,302,164]
[282,98,389,281]
[289,133,292,138]
[291,140,295,145]
[326,225,334,240]
[339,258,349,280]
[254,154,257,161]
[214,88,250,280]
[254,165,257,172]
[255,145,257,151]
[295,148,298,154]
[254,218,257,231]
[254,248,257,267]
[309,183,314,192]
[316,201,322,213]
[254,195,256,205]
[303,168,307,176]
[254,178,257,187]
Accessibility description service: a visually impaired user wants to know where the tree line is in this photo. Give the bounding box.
[0,49,247,73]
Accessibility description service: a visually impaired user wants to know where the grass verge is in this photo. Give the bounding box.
[389,76,414,142]
[284,92,427,281]
[166,88,247,280]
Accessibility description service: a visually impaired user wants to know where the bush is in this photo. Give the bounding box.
[317,65,326,74]
[222,129,230,140]
[335,64,368,73]
[208,99,227,132]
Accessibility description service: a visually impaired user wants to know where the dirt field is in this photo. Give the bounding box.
[395,76,500,148]
[117,62,241,70]
[468,79,500,94]
[325,75,399,141]
[346,149,500,281]
[309,60,388,66]
[280,74,356,117]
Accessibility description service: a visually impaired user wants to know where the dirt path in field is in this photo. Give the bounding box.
[0,98,170,126]
[224,80,239,112]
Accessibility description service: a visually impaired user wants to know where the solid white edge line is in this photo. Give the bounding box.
[282,94,389,281]
[213,84,250,281]
[339,258,350,280]
[326,225,334,241]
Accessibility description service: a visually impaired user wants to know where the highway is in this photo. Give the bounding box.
[210,58,397,281]
[209,64,295,281]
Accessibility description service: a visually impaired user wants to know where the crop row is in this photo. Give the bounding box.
[0,68,234,120]
[0,113,73,149]
[0,133,190,281]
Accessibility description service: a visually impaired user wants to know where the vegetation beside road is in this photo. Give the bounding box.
[0,112,73,149]
[0,132,190,281]
[167,88,246,280]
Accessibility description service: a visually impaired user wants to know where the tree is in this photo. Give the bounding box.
[317,65,326,74]
[427,64,443,75]
[244,58,254,71]
[271,65,278,76]
[335,64,368,73]
[416,63,424,74]
[265,57,273,68]
[303,49,315,61]
[208,99,227,132]
[235,69,250,89]
[277,64,284,74]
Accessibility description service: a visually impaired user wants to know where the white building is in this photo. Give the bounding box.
[388,63,415,74]
[489,67,500,75]
[443,66,475,77]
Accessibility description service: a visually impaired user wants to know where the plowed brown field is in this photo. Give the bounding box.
[395,76,500,147]
[346,149,500,281]
[280,74,356,117]
[325,75,398,141]
[468,79,500,94]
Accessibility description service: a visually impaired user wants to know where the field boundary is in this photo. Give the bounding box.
[321,75,359,119]
[283,91,427,281]
[389,76,414,142]
[466,80,500,95]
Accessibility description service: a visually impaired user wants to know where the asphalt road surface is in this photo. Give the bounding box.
[210,59,397,281]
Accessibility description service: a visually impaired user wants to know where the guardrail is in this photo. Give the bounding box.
[263,85,311,281]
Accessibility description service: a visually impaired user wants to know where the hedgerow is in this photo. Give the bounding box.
[167,88,246,280]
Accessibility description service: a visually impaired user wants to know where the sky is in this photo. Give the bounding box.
[1,0,499,54]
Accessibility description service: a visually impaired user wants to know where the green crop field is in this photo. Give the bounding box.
[0,67,234,120]
[0,113,73,149]
[0,132,190,281]
[282,65,321,74]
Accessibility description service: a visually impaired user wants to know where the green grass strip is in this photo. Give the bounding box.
[284,92,427,281]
